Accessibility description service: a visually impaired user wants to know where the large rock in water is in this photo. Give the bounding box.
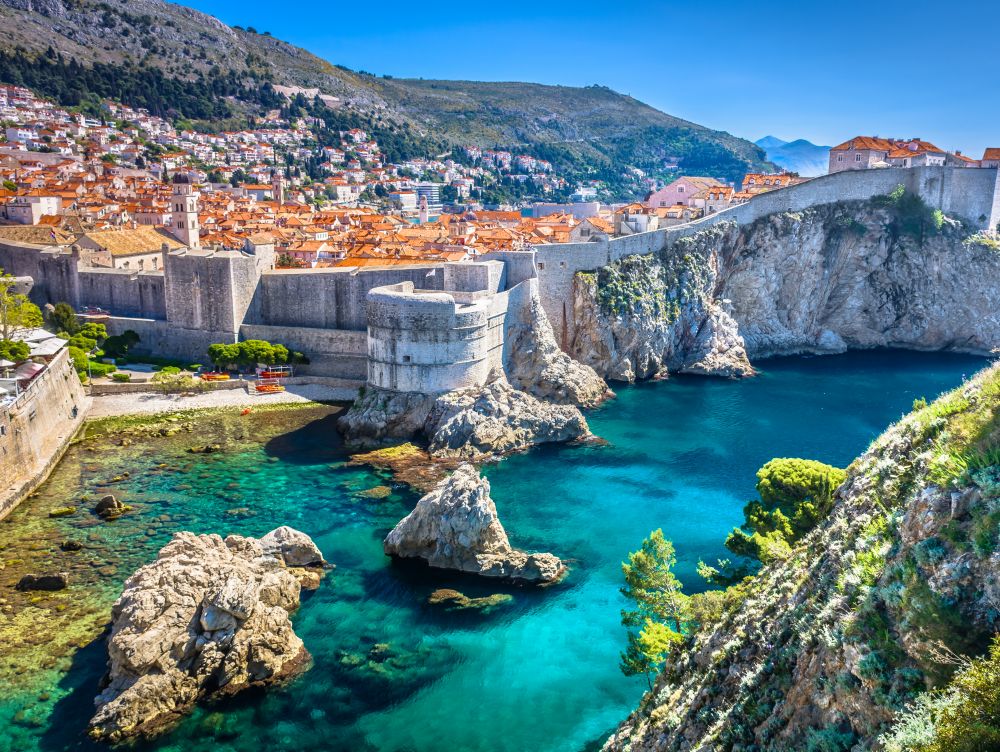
[88,528,327,743]
[424,379,591,459]
[384,464,564,582]
[339,379,592,459]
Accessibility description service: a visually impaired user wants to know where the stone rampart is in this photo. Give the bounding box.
[534,166,1000,344]
[240,323,368,379]
[0,347,90,520]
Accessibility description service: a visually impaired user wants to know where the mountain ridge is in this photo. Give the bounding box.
[0,0,773,191]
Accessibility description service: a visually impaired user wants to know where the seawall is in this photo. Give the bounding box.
[0,348,91,520]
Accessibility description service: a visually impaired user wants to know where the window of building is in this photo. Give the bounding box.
[678,186,684,193]
[838,154,844,162]
[402,355,411,363]
[856,154,863,162]
[537,262,545,270]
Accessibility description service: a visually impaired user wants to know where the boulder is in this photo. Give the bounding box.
[88,527,327,743]
[425,380,591,459]
[95,494,129,520]
[259,525,327,568]
[16,572,69,591]
[384,464,565,583]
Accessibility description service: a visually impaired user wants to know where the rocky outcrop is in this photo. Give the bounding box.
[424,379,591,459]
[573,199,1000,382]
[605,362,1000,751]
[95,494,130,520]
[88,527,327,743]
[340,379,592,460]
[571,250,753,382]
[506,290,613,407]
[384,464,564,582]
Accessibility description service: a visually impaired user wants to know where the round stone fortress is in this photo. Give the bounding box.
[366,281,500,394]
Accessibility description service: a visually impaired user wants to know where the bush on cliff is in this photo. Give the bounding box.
[874,185,946,242]
[881,634,1000,752]
[725,458,846,564]
[48,302,80,336]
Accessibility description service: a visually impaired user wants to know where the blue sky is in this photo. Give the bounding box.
[185,0,996,155]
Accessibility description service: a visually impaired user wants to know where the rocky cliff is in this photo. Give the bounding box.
[89,527,327,743]
[605,362,1000,751]
[572,198,1000,381]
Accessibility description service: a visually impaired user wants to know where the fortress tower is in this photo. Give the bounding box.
[170,174,200,249]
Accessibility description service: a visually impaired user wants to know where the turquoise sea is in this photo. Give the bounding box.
[0,350,990,752]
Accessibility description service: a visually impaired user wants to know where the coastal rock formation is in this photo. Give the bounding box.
[384,464,564,582]
[573,198,1000,382]
[571,251,753,382]
[506,290,613,407]
[340,380,592,459]
[338,388,436,450]
[605,362,1000,751]
[424,379,591,459]
[88,527,326,743]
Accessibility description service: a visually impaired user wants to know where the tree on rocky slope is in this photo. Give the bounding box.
[725,457,846,564]
[620,529,689,687]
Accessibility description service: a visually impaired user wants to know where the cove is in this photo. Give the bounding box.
[0,350,990,752]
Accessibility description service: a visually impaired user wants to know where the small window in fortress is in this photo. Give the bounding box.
[538,262,545,270]
[0,425,6,437]
[402,355,411,363]
[560,261,566,268]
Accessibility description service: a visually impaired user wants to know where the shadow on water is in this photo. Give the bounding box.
[263,413,346,465]
[38,633,109,752]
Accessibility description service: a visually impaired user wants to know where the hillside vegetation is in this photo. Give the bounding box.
[0,0,771,191]
[606,362,1000,750]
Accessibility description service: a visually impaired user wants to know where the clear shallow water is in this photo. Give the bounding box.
[0,350,991,752]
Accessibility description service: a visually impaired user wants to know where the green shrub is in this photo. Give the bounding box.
[111,372,131,383]
[725,458,846,563]
[0,339,29,362]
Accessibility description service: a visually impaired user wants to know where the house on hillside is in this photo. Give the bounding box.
[981,148,1000,169]
[76,226,184,270]
[645,176,724,210]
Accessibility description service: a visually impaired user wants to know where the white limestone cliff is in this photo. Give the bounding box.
[571,201,1000,382]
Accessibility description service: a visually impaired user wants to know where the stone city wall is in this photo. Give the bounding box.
[240,323,368,380]
[0,347,90,520]
[534,166,1000,345]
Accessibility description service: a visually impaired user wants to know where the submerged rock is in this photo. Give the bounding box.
[95,494,130,520]
[16,573,69,591]
[384,464,564,582]
[88,527,327,743]
[48,506,77,518]
[427,588,514,612]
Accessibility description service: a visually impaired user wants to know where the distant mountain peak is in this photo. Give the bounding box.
[755,135,788,150]
[755,136,831,177]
